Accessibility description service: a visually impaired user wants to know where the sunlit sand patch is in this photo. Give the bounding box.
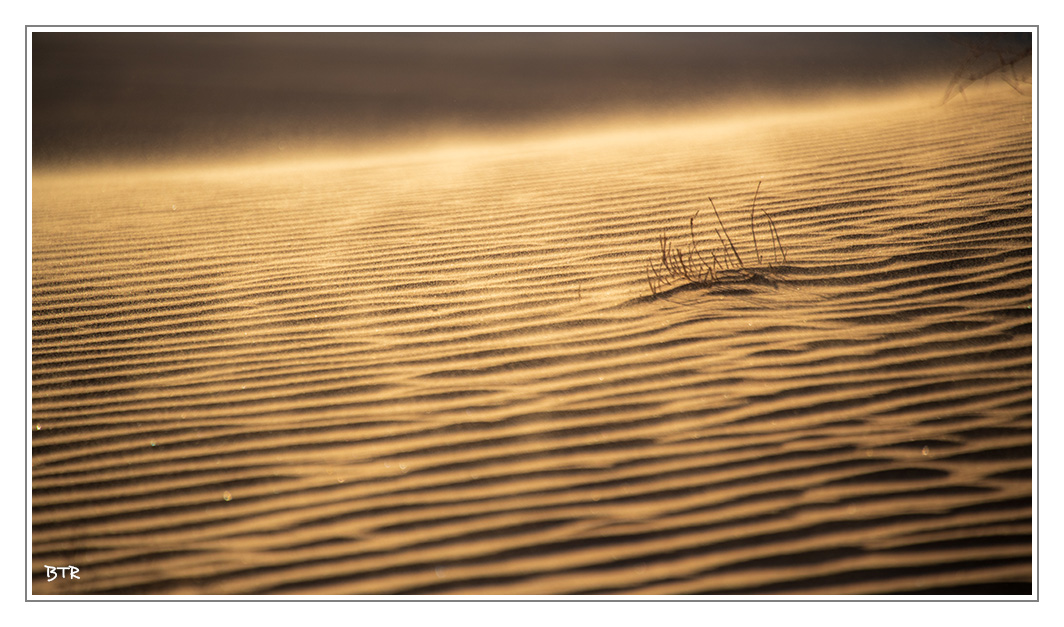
[32,85,1031,595]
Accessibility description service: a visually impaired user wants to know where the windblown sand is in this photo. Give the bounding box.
[31,89,1032,595]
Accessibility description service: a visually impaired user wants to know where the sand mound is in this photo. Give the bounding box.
[31,89,1032,595]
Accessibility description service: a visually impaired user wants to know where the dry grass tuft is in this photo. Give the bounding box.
[942,33,1032,104]
[647,181,786,297]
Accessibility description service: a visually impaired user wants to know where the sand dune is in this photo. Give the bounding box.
[31,87,1032,595]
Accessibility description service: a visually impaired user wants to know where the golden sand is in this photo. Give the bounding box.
[31,88,1032,595]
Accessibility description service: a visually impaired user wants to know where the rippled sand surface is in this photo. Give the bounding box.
[31,89,1032,595]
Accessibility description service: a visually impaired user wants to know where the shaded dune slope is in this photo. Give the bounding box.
[32,90,1032,595]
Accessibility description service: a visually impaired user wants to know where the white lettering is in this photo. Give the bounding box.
[43,565,80,581]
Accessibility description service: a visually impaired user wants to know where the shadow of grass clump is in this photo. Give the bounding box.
[647,182,787,298]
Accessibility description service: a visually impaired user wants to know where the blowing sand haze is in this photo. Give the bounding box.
[30,31,1033,596]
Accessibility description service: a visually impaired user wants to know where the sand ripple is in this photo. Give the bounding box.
[32,91,1032,595]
